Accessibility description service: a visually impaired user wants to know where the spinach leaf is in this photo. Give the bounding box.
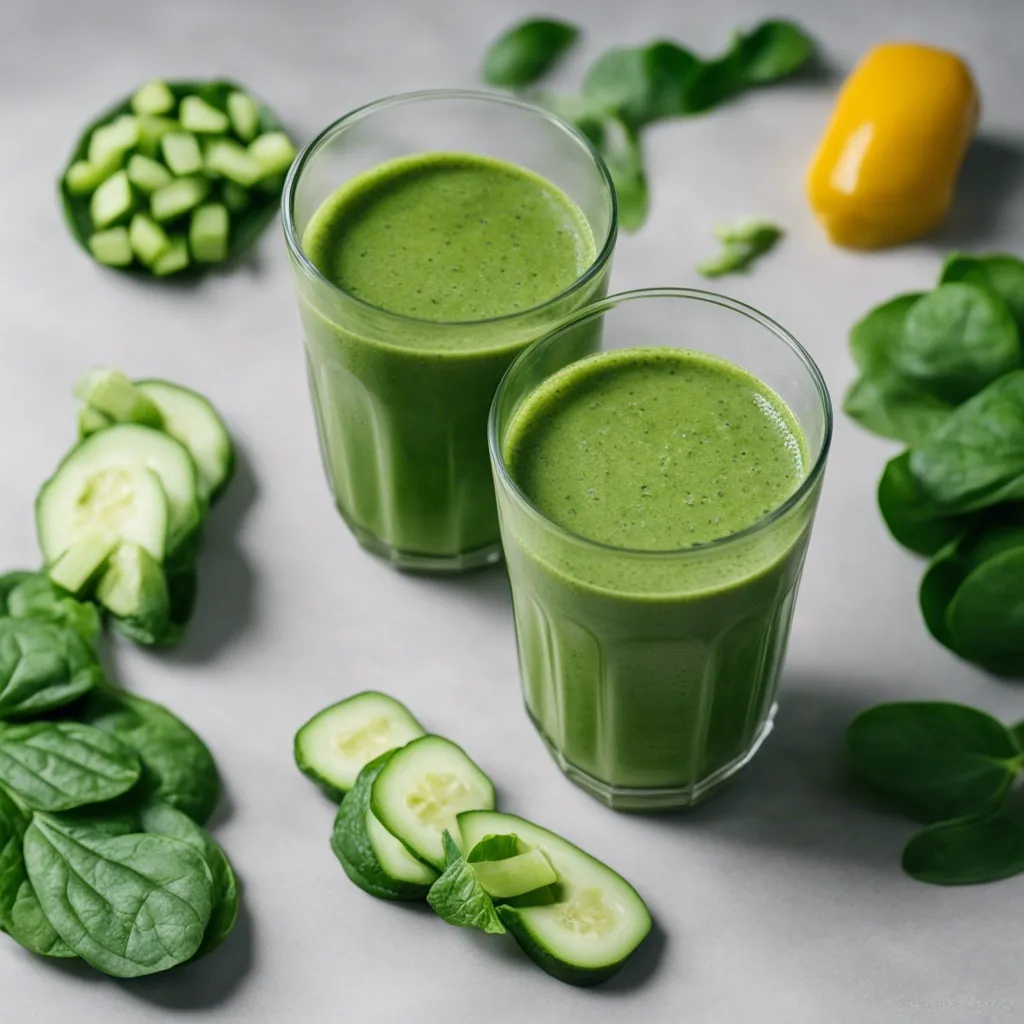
[483,18,579,88]
[910,370,1024,511]
[942,252,1024,335]
[4,574,101,643]
[533,92,607,147]
[696,218,782,278]
[1014,721,1024,748]
[0,721,141,812]
[849,294,924,375]
[902,808,1024,885]
[0,787,28,928]
[877,453,972,556]
[599,119,648,231]
[467,833,520,862]
[846,701,1021,822]
[732,19,815,84]
[894,283,1021,404]
[0,573,36,610]
[844,375,953,446]
[0,618,102,720]
[76,687,220,824]
[24,815,214,977]
[426,830,506,935]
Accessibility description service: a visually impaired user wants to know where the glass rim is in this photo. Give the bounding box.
[488,287,835,560]
[281,88,619,330]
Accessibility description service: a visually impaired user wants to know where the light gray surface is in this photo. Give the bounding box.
[2,0,1023,1020]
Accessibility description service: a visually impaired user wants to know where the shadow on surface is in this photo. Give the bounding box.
[602,917,668,994]
[403,560,513,619]
[927,135,1024,249]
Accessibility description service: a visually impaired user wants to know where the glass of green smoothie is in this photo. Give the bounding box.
[489,289,832,810]
[283,91,616,572]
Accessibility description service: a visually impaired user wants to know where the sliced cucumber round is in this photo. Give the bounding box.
[36,425,202,562]
[331,752,438,901]
[295,691,425,801]
[136,380,234,502]
[371,736,495,871]
[458,811,651,987]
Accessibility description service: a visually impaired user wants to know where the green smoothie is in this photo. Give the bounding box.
[498,347,819,806]
[296,152,604,566]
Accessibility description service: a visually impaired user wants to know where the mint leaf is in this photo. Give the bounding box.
[903,808,1024,885]
[696,218,782,277]
[426,831,505,935]
[483,19,579,88]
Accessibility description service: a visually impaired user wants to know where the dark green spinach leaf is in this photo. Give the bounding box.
[696,218,782,277]
[598,119,647,231]
[483,18,579,88]
[903,808,1024,885]
[426,830,506,935]
[941,252,1024,335]
[844,375,953,446]
[732,20,815,84]
[4,573,101,642]
[849,294,924,375]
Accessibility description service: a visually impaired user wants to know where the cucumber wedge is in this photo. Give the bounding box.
[331,752,438,901]
[371,736,495,870]
[458,811,651,987]
[97,542,172,645]
[295,691,424,800]
[470,848,557,900]
[75,368,163,428]
[36,424,201,562]
[47,527,118,596]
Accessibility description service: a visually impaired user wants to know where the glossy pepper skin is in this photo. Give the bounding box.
[807,43,979,249]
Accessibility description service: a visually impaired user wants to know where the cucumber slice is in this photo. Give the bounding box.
[458,811,652,987]
[204,140,260,187]
[137,116,178,158]
[47,527,118,595]
[179,96,229,134]
[294,691,425,800]
[136,380,234,501]
[153,236,190,276]
[227,91,261,142]
[248,132,296,179]
[150,177,209,222]
[87,227,133,267]
[97,542,172,645]
[78,405,113,438]
[470,848,557,899]
[36,454,168,565]
[331,752,438,900]
[66,161,112,196]
[128,214,170,267]
[131,80,175,117]
[89,170,133,229]
[126,154,172,193]
[161,131,203,176]
[75,368,163,428]
[189,204,229,263]
[371,736,495,870]
[88,116,139,168]
[36,424,200,560]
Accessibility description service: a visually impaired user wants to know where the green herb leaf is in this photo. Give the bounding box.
[903,808,1024,885]
[3,574,101,643]
[0,721,141,813]
[532,93,607,146]
[467,833,521,862]
[941,252,1024,336]
[0,618,101,720]
[0,573,35,610]
[24,815,214,977]
[846,701,1020,822]
[732,20,815,84]
[426,830,506,935]
[894,283,1021,404]
[76,687,220,824]
[910,370,1024,512]
[599,119,648,231]
[483,18,579,88]
[843,375,953,446]
[696,218,782,277]
[849,294,925,375]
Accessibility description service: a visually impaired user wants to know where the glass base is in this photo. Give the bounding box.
[339,506,504,575]
[531,702,779,811]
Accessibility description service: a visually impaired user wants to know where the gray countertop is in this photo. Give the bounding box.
[2,0,1023,1020]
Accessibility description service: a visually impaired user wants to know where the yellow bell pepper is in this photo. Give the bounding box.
[806,43,979,249]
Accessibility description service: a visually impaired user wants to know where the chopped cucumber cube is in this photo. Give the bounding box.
[66,160,112,196]
[126,153,172,192]
[87,227,133,266]
[131,80,176,117]
[48,527,118,596]
[90,171,133,229]
[150,177,209,222]
[152,236,190,276]
[78,405,113,438]
[88,115,139,167]
[189,203,229,263]
[227,91,261,142]
[129,213,171,266]
[221,181,249,212]
[161,131,203,176]
[138,115,179,158]
[179,95,229,134]
[204,139,260,186]
[75,368,164,428]
[249,132,296,179]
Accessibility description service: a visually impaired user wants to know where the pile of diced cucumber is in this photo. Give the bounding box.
[61,79,295,275]
[295,691,652,986]
[35,368,234,646]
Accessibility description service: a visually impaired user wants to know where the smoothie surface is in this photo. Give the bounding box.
[504,348,807,551]
[302,152,596,322]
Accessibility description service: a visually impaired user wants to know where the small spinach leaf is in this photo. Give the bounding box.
[4,574,101,642]
[903,808,1024,885]
[0,721,141,812]
[483,18,579,88]
[941,252,1024,336]
[0,573,36,612]
[696,218,782,278]
[732,19,815,84]
[849,293,924,375]
[426,830,506,935]
[844,375,953,446]
[599,119,648,231]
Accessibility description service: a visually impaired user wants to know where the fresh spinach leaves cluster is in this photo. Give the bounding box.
[0,569,235,977]
[481,17,814,230]
[845,253,1024,676]
[847,702,1024,885]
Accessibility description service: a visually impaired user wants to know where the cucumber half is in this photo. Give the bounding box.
[295,691,425,801]
[331,752,438,901]
[458,811,651,987]
[36,424,202,561]
[371,736,495,871]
